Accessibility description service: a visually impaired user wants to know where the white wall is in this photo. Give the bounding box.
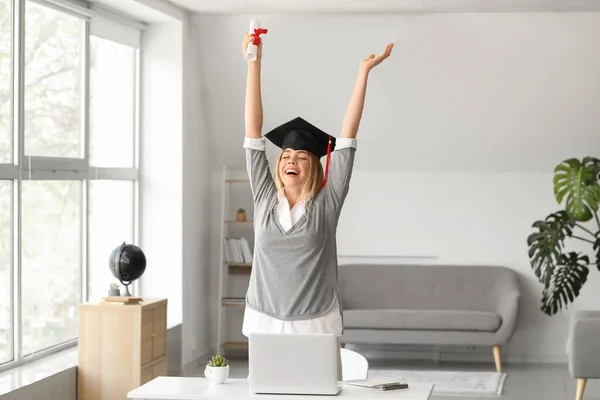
[139,6,212,368]
[181,20,213,367]
[192,12,600,363]
[140,21,184,328]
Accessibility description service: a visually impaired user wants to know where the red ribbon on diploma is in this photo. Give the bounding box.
[252,28,268,45]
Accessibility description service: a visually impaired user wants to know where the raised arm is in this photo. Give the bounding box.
[242,33,276,206]
[340,43,394,139]
[243,33,264,139]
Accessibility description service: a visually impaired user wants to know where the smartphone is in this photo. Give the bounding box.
[375,382,409,391]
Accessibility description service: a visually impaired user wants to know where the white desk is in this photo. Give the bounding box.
[127,377,433,400]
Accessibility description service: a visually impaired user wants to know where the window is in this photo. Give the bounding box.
[0,0,13,367]
[89,37,136,168]
[0,0,12,163]
[88,180,134,301]
[0,181,11,365]
[24,1,84,158]
[0,0,142,372]
[21,181,81,355]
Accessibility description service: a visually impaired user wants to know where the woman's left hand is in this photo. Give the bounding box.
[360,42,394,74]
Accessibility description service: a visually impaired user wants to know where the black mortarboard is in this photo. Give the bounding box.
[264,117,336,158]
[265,117,336,187]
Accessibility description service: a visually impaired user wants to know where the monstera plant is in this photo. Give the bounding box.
[527,156,600,315]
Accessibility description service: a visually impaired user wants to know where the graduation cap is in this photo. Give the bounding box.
[265,117,336,187]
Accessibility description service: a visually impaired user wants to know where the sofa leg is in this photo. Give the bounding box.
[576,378,587,400]
[492,346,502,372]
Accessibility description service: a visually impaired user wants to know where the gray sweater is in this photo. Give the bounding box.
[244,146,356,321]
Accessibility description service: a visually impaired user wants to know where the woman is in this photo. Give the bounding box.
[241,31,393,377]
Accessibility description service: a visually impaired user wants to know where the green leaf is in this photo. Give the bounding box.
[553,157,600,222]
[594,159,600,181]
[541,252,590,315]
[527,211,575,285]
[207,354,227,367]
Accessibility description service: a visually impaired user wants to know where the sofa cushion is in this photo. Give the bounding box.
[343,309,502,332]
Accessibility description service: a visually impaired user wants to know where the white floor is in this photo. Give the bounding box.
[185,357,597,400]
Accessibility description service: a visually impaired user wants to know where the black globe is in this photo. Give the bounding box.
[109,242,147,296]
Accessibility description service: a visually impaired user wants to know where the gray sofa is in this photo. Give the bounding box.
[337,264,520,372]
[567,310,600,400]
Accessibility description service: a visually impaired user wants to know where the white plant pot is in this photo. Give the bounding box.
[204,365,229,384]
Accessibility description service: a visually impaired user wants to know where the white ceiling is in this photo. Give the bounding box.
[167,0,600,14]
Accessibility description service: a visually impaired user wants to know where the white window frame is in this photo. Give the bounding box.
[0,0,145,373]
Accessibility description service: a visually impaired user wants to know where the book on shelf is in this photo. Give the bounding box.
[224,237,253,264]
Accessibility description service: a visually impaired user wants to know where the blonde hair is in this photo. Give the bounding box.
[274,151,324,207]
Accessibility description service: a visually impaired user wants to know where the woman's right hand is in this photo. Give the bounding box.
[244,32,264,138]
[242,32,262,62]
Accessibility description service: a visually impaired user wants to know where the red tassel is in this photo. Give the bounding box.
[322,137,332,187]
[252,28,268,45]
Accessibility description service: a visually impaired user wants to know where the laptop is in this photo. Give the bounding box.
[248,333,342,395]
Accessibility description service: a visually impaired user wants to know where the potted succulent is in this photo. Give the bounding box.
[108,282,121,296]
[204,354,229,384]
[236,208,246,222]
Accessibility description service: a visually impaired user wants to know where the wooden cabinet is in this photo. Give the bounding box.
[78,298,168,400]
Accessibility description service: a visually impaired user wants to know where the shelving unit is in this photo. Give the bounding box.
[216,166,254,356]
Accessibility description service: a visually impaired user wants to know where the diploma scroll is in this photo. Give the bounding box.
[246,20,268,62]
